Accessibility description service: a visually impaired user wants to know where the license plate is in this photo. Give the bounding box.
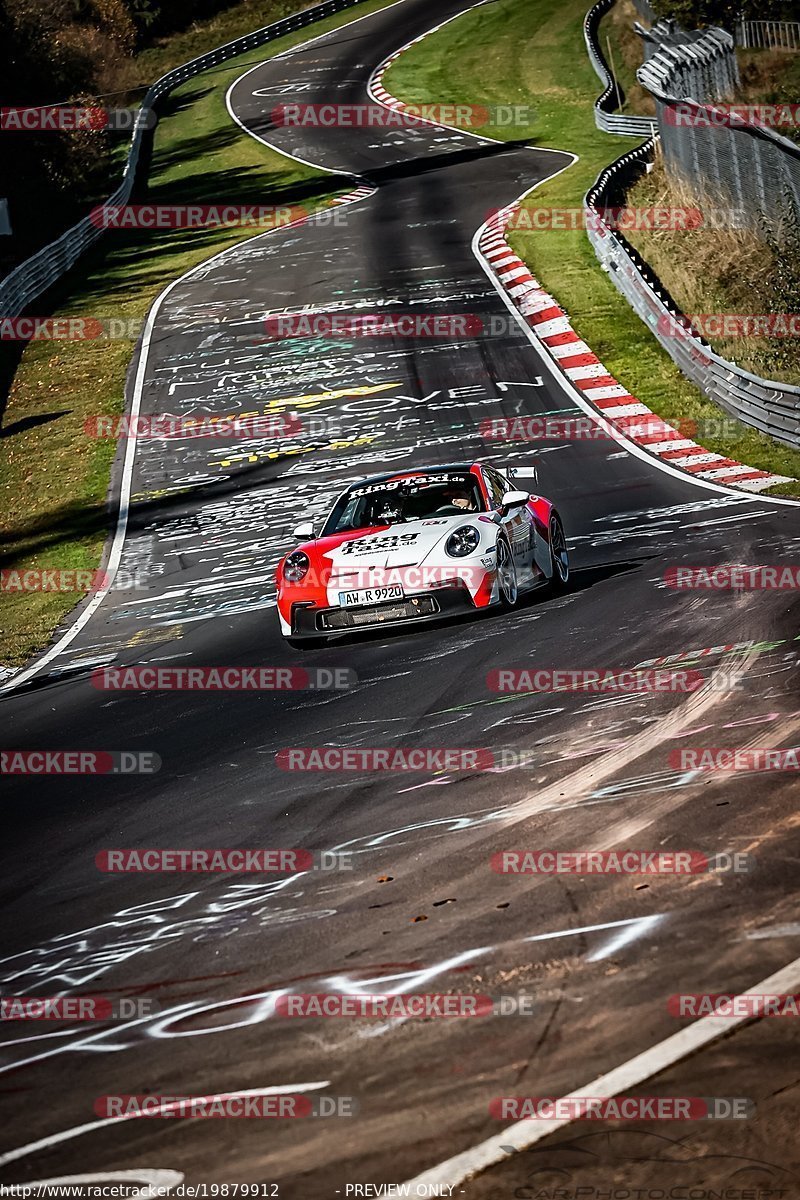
[338,585,404,607]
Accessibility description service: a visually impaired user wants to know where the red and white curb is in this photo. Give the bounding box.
[368,10,494,139]
[327,184,375,207]
[479,204,792,492]
[370,52,409,113]
[276,184,376,235]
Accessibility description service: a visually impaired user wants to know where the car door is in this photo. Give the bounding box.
[483,466,537,586]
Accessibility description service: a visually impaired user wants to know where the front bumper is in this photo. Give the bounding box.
[289,586,476,639]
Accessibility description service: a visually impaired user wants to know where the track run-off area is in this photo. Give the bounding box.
[1,0,799,1194]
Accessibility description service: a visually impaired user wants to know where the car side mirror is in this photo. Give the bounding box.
[509,465,539,486]
[500,490,530,514]
[293,521,315,540]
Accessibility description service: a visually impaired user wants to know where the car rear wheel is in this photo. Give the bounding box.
[497,537,519,609]
[547,513,569,589]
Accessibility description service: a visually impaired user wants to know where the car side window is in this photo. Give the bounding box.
[337,497,360,529]
[483,468,507,509]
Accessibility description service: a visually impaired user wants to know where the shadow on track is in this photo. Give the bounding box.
[286,560,647,652]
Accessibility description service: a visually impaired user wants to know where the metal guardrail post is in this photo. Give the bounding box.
[736,19,800,50]
[585,0,658,137]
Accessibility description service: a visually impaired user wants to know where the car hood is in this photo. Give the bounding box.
[306,516,492,580]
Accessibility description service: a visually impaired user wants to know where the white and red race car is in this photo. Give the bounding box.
[276,461,568,644]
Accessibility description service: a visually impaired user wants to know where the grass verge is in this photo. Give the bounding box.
[382,0,800,498]
[0,0,395,671]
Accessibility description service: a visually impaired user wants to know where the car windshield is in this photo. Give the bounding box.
[321,473,485,535]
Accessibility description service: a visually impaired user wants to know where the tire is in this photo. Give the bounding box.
[496,536,519,609]
[546,512,569,590]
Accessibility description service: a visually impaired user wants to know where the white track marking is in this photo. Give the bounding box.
[0,5,408,699]
[0,224,302,696]
[225,0,412,173]
[0,922,658,1073]
[404,954,800,1189]
[0,0,568,697]
[6,0,797,696]
[0,1083,328,1169]
[21,1171,184,1195]
[0,264,186,695]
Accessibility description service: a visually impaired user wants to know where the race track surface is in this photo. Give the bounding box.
[2,0,799,1194]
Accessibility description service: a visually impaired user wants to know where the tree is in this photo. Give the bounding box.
[652,0,797,28]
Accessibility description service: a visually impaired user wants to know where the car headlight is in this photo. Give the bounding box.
[445,526,480,557]
[283,550,310,582]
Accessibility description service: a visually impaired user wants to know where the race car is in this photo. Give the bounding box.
[276,461,569,644]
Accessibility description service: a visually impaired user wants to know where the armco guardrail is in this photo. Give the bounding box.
[637,34,800,232]
[584,140,800,449]
[736,19,800,50]
[637,25,740,105]
[582,3,800,449]
[584,0,657,137]
[0,0,366,320]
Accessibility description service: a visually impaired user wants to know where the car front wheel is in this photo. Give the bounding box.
[547,513,569,589]
[496,537,519,609]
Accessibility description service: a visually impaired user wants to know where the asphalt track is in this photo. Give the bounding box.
[1,0,799,1193]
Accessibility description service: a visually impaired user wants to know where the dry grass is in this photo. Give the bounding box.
[624,148,800,384]
[735,47,800,146]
